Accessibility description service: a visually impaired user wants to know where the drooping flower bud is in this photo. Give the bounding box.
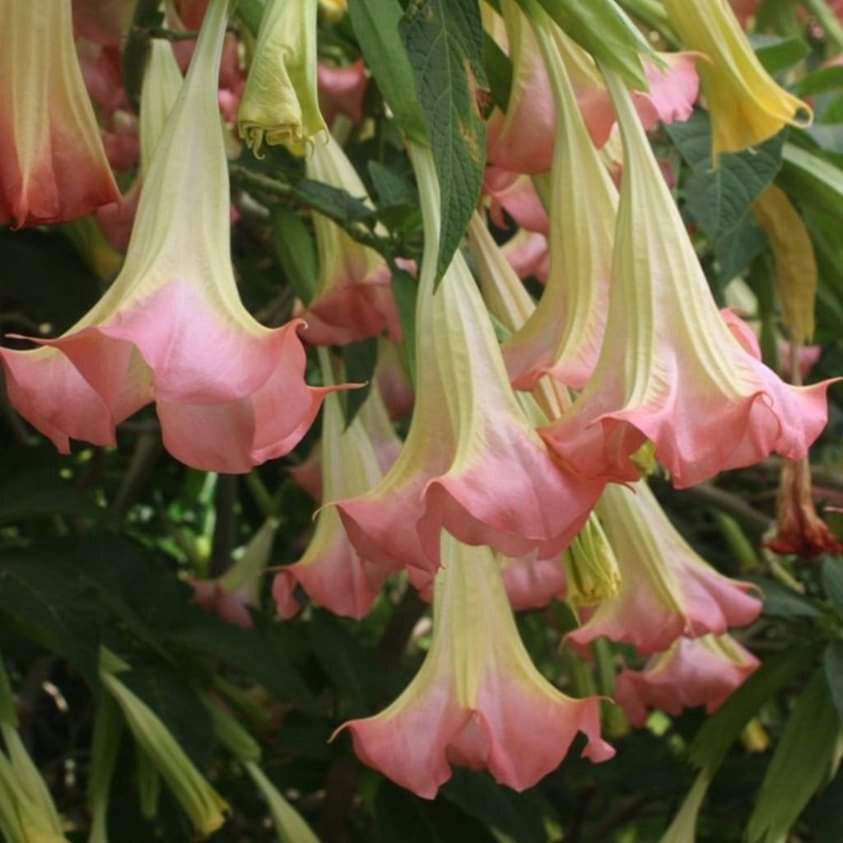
[0,0,120,226]
[301,133,401,346]
[568,481,761,655]
[615,635,759,727]
[238,0,327,156]
[273,351,400,620]
[663,0,811,158]
[1,0,338,474]
[540,71,832,489]
[337,534,614,798]
[99,649,229,836]
[565,515,621,607]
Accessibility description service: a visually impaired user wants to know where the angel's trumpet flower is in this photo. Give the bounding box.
[318,60,369,128]
[338,146,603,580]
[273,352,399,620]
[568,482,761,655]
[301,134,401,346]
[0,0,120,226]
[238,0,326,155]
[768,458,843,557]
[500,551,567,611]
[500,8,618,391]
[337,535,613,799]
[486,0,699,173]
[663,0,811,158]
[540,73,832,490]
[1,0,335,474]
[615,635,759,727]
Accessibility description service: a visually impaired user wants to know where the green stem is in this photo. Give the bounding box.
[803,0,843,52]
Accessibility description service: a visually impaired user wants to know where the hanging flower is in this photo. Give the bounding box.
[486,0,699,173]
[273,353,400,620]
[484,167,550,234]
[300,133,401,346]
[237,0,326,155]
[540,72,832,490]
[337,147,603,581]
[663,0,811,158]
[615,635,760,727]
[568,482,762,656]
[1,0,336,474]
[502,230,550,284]
[0,0,120,227]
[337,535,613,799]
[768,458,843,557]
[318,60,369,128]
[499,9,618,391]
[500,550,568,611]
[193,517,281,628]
[72,0,136,46]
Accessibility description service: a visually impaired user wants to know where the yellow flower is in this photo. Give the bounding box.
[238,0,327,155]
[663,0,811,158]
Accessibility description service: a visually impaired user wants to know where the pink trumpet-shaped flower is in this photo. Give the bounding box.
[300,133,401,346]
[1,0,335,474]
[484,167,549,234]
[499,10,618,391]
[615,635,760,727]
[318,60,369,128]
[486,0,699,173]
[501,230,550,284]
[274,364,400,620]
[501,550,567,611]
[0,0,120,227]
[72,0,136,46]
[338,535,613,798]
[338,146,603,579]
[193,517,280,628]
[568,481,761,656]
[541,73,833,490]
[729,0,761,29]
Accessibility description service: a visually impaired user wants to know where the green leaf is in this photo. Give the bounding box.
[375,782,499,843]
[0,469,101,523]
[341,338,378,427]
[689,647,810,770]
[666,110,784,282]
[824,641,843,722]
[271,208,318,306]
[752,34,810,75]
[746,668,841,843]
[822,556,843,618]
[483,30,513,112]
[778,142,843,223]
[744,575,821,619]
[401,0,488,282]
[442,770,548,843]
[294,178,376,226]
[348,0,429,142]
[528,0,651,89]
[795,64,843,97]
[368,161,418,208]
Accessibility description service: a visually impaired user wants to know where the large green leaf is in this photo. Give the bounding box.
[778,142,843,222]
[746,668,841,843]
[348,0,429,142]
[666,110,784,284]
[401,0,488,282]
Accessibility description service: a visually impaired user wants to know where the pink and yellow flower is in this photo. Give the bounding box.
[615,635,760,727]
[338,147,603,580]
[1,0,334,474]
[540,72,832,489]
[300,133,401,346]
[0,0,120,227]
[568,481,762,655]
[337,535,613,798]
[273,356,400,620]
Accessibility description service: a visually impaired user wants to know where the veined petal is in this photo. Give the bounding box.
[338,536,612,799]
[567,481,761,655]
[540,72,833,489]
[0,0,119,226]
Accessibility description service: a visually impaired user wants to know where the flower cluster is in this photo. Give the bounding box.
[1,0,837,827]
